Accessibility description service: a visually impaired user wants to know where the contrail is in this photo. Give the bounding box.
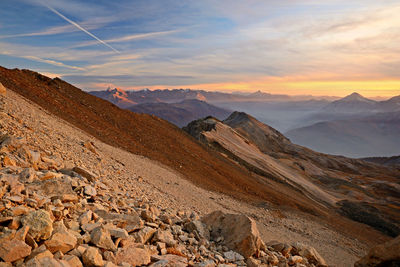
[43,3,120,53]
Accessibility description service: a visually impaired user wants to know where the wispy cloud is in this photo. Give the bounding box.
[0,24,77,39]
[1,50,85,71]
[42,3,120,53]
[73,30,181,48]
[22,55,86,71]
[0,16,116,39]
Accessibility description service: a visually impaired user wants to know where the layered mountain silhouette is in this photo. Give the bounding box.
[90,88,231,126]
[322,92,378,113]
[90,87,305,106]
[305,92,400,121]
[128,99,231,127]
[1,66,399,240]
[287,111,400,158]
[90,87,137,108]
[286,93,400,157]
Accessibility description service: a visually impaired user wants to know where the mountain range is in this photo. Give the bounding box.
[128,99,231,127]
[92,87,400,158]
[286,93,400,157]
[323,92,400,114]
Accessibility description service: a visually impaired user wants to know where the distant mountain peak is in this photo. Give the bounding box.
[250,90,272,97]
[341,92,374,102]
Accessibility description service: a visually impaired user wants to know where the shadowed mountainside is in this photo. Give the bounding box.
[362,156,400,168]
[128,99,231,127]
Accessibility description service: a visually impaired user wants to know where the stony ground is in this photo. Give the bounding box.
[0,89,370,266]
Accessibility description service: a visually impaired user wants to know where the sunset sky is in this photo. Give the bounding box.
[1,0,399,97]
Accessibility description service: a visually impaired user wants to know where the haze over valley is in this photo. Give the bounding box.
[91,87,400,158]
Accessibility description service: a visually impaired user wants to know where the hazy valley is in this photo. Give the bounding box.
[91,87,400,158]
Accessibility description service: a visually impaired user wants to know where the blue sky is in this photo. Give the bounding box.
[1,0,400,96]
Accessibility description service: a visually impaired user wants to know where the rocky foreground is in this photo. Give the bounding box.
[0,135,330,267]
[0,83,398,267]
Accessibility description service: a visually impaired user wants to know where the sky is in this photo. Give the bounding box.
[0,0,400,97]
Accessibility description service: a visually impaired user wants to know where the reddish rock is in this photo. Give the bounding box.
[0,239,32,262]
[82,247,104,267]
[90,226,117,251]
[45,231,77,253]
[116,244,151,266]
[63,254,83,267]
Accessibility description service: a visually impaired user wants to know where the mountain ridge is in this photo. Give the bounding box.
[128,99,231,127]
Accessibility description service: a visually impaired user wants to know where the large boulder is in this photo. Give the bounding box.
[201,210,265,258]
[94,209,142,233]
[82,247,104,267]
[45,231,77,253]
[90,226,117,251]
[22,210,53,241]
[0,239,31,262]
[115,244,151,266]
[355,235,400,267]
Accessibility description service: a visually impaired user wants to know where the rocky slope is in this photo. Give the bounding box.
[184,112,400,238]
[0,125,327,266]
[0,83,333,266]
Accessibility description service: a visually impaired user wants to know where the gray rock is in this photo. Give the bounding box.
[72,166,97,182]
[84,185,97,196]
[22,210,53,241]
[184,220,210,240]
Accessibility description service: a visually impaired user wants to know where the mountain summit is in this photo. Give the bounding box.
[91,87,136,108]
[340,92,374,102]
[322,92,377,113]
